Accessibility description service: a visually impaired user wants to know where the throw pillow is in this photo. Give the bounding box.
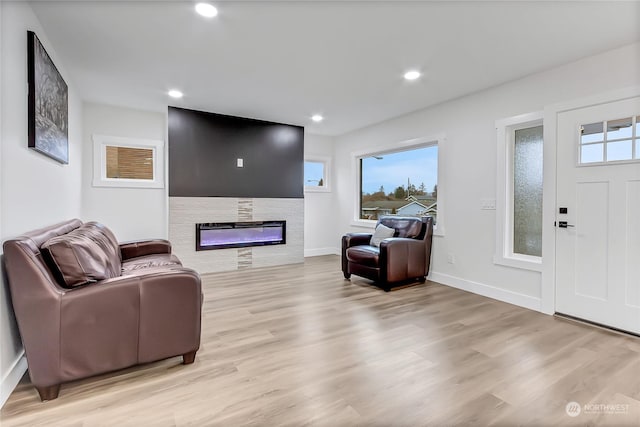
[370,223,395,247]
[42,222,121,288]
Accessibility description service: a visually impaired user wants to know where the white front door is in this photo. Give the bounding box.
[555,96,640,334]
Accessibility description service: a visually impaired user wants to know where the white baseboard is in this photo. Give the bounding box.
[304,247,340,257]
[1,352,27,408]
[429,271,542,312]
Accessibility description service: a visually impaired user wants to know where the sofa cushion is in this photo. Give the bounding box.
[42,222,122,288]
[121,254,182,274]
[370,223,395,247]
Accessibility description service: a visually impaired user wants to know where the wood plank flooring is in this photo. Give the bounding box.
[2,255,639,426]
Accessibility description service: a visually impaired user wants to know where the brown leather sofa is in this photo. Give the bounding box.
[2,219,201,401]
[342,216,434,291]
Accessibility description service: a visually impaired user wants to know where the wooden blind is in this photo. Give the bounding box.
[106,146,153,180]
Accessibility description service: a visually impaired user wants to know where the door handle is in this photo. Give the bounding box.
[558,221,575,228]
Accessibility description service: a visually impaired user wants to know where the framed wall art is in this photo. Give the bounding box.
[27,31,69,164]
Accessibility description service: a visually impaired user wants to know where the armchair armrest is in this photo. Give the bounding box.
[342,233,372,248]
[379,238,427,283]
[342,233,373,276]
[120,239,171,260]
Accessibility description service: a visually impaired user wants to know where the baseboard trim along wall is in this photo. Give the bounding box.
[304,247,340,257]
[429,272,542,312]
[1,352,27,408]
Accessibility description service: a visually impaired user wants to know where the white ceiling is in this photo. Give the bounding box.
[31,1,640,136]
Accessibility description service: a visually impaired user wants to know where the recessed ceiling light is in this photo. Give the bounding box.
[311,114,324,122]
[404,70,421,81]
[168,89,183,99]
[195,3,218,18]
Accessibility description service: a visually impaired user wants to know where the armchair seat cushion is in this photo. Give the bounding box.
[121,253,182,274]
[346,245,380,268]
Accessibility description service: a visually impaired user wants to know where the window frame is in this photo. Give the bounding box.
[350,134,445,236]
[92,134,164,189]
[577,115,639,166]
[495,112,543,272]
[303,156,331,193]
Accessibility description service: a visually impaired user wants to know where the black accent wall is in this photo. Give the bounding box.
[168,107,304,198]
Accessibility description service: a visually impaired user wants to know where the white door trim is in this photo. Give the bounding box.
[541,85,640,315]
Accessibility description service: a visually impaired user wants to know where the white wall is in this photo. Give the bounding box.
[304,133,337,256]
[0,1,83,405]
[82,103,167,241]
[334,42,640,309]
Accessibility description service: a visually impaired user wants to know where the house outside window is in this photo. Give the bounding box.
[357,143,438,224]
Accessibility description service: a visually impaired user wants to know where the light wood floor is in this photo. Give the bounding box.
[2,255,639,426]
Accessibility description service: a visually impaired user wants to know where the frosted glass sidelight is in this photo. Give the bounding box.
[513,126,543,257]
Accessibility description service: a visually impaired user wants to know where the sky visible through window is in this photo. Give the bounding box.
[304,161,324,185]
[361,145,438,194]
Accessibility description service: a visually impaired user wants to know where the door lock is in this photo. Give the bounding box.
[558,221,575,228]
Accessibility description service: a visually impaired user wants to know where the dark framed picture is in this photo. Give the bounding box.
[27,31,69,164]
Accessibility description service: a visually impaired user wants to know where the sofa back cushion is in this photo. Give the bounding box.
[42,222,121,288]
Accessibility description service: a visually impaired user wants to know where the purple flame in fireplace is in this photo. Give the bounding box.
[196,221,286,251]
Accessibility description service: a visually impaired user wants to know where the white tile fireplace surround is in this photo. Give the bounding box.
[169,197,304,273]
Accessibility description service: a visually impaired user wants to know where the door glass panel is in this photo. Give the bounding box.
[581,122,604,144]
[607,117,633,140]
[607,140,633,162]
[581,143,604,163]
[513,125,543,257]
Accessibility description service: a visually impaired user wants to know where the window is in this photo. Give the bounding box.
[93,135,164,188]
[304,157,330,192]
[495,112,543,271]
[513,125,543,257]
[355,139,439,227]
[579,116,639,164]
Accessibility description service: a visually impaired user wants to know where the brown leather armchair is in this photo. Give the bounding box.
[342,216,434,291]
[2,219,201,401]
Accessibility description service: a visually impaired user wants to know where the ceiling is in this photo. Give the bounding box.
[31,1,640,136]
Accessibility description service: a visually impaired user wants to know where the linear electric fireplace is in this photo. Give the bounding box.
[196,221,286,251]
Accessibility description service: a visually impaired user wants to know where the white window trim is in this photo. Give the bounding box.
[577,115,639,166]
[350,134,445,237]
[92,134,165,189]
[495,112,543,272]
[304,155,331,193]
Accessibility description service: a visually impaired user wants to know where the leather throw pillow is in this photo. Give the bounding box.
[42,222,121,288]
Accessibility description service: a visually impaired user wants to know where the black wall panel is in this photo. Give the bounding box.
[168,107,304,198]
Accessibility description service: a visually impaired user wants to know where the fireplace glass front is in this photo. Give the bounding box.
[196,221,286,251]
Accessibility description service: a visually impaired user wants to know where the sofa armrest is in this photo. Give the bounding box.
[120,239,172,260]
[56,268,201,384]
